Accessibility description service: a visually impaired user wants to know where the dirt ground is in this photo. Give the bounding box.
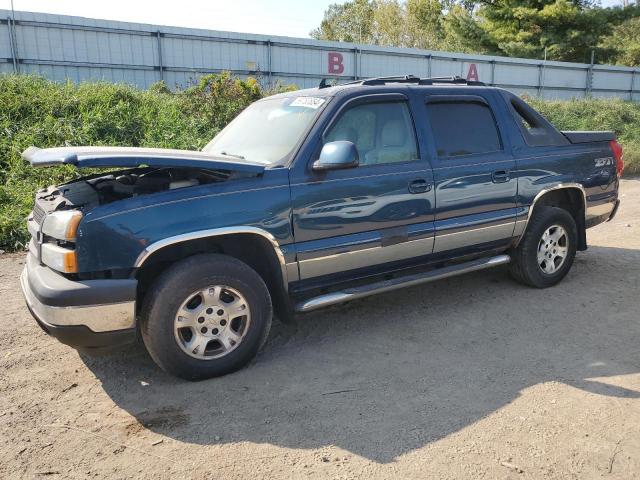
[1,179,639,480]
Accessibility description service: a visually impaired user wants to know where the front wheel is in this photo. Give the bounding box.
[509,206,578,288]
[140,254,272,380]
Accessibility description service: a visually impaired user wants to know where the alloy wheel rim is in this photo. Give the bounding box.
[537,224,569,275]
[174,285,251,360]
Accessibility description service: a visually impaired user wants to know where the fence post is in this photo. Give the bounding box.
[156,30,163,82]
[537,47,548,97]
[586,50,594,98]
[266,40,272,88]
[426,54,432,77]
[631,70,637,101]
[537,63,544,96]
[353,47,358,80]
[490,60,495,86]
[7,16,19,73]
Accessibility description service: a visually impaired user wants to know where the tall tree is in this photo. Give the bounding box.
[311,0,450,49]
[311,0,640,65]
[310,0,376,43]
[406,0,446,49]
[475,0,621,63]
[441,4,496,53]
[373,0,408,46]
[599,16,640,66]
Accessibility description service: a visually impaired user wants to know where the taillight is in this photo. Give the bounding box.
[610,140,624,177]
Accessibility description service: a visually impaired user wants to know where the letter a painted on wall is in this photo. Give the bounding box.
[466,63,479,82]
[328,52,344,74]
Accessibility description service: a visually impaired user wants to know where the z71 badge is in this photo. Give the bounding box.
[594,157,614,167]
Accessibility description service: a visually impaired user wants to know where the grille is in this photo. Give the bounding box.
[32,202,46,224]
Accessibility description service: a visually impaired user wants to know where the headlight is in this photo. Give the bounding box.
[41,243,78,273]
[42,210,82,241]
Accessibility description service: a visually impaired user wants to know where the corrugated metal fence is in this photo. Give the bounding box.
[1,9,639,100]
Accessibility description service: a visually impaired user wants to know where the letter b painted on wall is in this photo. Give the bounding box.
[328,52,344,74]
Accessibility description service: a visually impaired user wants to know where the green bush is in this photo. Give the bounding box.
[527,96,640,174]
[0,74,638,252]
[0,73,273,251]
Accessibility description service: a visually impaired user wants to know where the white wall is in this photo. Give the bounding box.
[1,9,638,100]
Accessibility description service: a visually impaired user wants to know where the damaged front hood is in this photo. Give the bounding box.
[22,146,266,174]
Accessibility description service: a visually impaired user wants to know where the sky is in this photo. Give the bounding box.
[0,0,338,38]
[0,0,627,39]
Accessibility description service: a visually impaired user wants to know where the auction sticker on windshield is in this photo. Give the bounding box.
[290,97,326,109]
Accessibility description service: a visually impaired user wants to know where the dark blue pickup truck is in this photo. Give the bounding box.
[20,76,623,379]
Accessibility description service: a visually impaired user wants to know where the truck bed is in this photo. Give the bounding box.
[561,131,615,144]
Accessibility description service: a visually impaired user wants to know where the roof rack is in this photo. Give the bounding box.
[334,75,485,88]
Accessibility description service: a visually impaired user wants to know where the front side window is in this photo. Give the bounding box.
[203,96,325,165]
[325,101,419,166]
[426,101,502,158]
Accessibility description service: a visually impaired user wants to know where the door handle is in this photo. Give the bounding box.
[491,170,510,183]
[408,179,432,194]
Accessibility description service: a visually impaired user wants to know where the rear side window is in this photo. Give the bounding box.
[426,101,502,158]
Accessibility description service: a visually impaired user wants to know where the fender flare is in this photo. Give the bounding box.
[134,227,291,291]
[515,183,587,247]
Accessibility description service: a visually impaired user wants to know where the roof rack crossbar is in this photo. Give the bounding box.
[340,75,486,87]
[418,76,485,86]
[360,75,421,86]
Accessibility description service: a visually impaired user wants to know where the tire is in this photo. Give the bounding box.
[140,254,272,380]
[509,206,577,288]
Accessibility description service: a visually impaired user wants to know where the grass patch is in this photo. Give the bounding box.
[0,74,638,251]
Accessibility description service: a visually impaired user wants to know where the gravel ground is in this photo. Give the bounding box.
[1,179,639,480]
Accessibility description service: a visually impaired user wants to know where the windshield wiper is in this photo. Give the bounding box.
[219,151,246,160]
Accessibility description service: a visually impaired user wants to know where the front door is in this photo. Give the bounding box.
[422,92,517,256]
[290,94,435,283]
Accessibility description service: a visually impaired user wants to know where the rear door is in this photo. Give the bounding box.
[422,92,518,256]
[290,93,435,283]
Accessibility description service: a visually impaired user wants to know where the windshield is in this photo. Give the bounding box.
[202,96,327,165]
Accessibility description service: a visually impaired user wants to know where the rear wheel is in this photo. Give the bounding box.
[509,206,577,288]
[140,254,272,380]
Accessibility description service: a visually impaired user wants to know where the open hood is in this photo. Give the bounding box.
[22,146,266,174]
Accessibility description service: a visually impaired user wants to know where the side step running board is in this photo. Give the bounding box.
[295,254,511,313]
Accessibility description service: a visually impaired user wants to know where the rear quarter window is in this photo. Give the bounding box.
[503,93,569,147]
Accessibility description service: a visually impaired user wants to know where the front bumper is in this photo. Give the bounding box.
[20,253,138,352]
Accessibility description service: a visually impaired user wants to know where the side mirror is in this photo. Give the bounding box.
[312,141,359,171]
